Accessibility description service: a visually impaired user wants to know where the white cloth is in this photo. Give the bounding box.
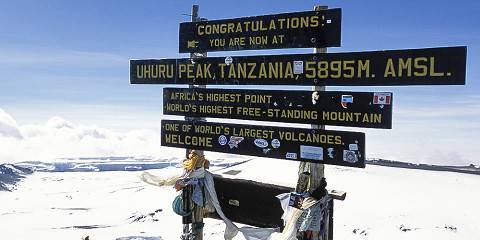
[141,168,329,240]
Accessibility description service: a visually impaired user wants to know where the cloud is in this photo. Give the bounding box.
[0,108,182,164]
[0,109,23,139]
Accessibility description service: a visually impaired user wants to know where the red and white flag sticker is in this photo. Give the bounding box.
[373,92,392,105]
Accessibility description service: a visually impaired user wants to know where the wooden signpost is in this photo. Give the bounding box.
[130,4,467,240]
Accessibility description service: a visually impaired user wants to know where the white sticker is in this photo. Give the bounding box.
[218,135,227,146]
[343,150,358,163]
[254,139,268,148]
[327,148,334,159]
[293,61,304,74]
[300,145,323,161]
[228,136,244,149]
[349,144,358,151]
[373,92,392,105]
[312,91,320,105]
[225,56,233,65]
[286,152,298,159]
[271,139,281,148]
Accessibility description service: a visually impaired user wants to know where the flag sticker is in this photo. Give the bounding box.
[373,93,392,105]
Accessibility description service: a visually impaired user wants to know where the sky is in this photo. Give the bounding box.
[0,0,479,165]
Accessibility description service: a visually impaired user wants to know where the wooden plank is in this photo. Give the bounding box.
[161,120,366,168]
[178,9,341,53]
[163,88,393,129]
[328,189,346,201]
[206,175,345,228]
[130,47,467,86]
[208,175,289,228]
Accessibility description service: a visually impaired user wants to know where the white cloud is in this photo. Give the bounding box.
[0,108,179,163]
[0,109,23,139]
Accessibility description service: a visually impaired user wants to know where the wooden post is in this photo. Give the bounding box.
[296,5,329,240]
[297,4,328,192]
[182,4,207,240]
[328,199,334,240]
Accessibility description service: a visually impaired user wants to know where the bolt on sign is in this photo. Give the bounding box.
[163,88,393,129]
[131,46,466,86]
[161,120,365,168]
[178,9,341,53]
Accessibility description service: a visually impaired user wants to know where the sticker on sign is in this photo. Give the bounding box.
[228,136,244,149]
[349,144,358,151]
[225,56,233,65]
[286,152,298,160]
[293,61,304,74]
[254,139,268,148]
[373,93,392,105]
[300,145,324,161]
[341,95,353,109]
[343,150,358,163]
[271,139,281,149]
[218,135,228,146]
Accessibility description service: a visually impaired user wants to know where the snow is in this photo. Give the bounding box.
[0,164,33,191]
[0,169,179,240]
[1,155,479,240]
